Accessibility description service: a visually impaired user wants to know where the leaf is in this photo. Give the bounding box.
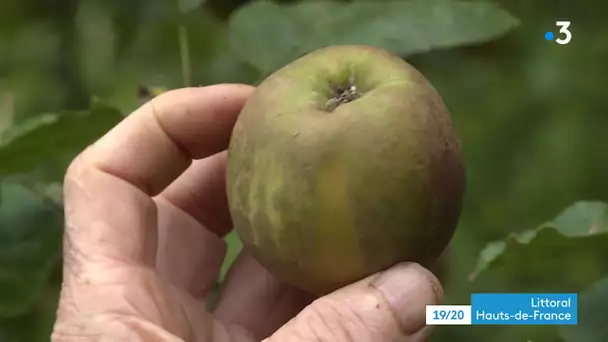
[0,84,13,133]
[469,202,608,292]
[552,201,608,236]
[0,180,63,318]
[0,101,123,181]
[0,277,60,342]
[205,281,221,311]
[559,276,608,342]
[220,230,243,282]
[178,0,207,13]
[228,0,520,73]
[207,231,243,311]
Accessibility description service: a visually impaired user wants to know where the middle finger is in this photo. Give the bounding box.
[154,152,232,297]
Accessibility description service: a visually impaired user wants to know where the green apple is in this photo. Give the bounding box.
[226,45,465,295]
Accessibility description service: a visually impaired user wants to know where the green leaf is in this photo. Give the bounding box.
[0,180,63,318]
[469,202,608,292]
[552,201,608,236]
[0,101,123,181]
[220,230,243,282]
[0,84,13,133]
[0,277,61,342]
[228,0,520,73]
[559,276,608,342]
[207,231,243,311]
[205,281,221,311]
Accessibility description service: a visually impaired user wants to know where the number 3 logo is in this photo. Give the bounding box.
[556,21,572,45]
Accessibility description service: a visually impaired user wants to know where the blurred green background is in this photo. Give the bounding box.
[0,0,607,341]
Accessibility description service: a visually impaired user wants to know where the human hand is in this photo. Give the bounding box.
[52,84,444,342]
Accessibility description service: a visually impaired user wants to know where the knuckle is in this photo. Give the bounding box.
[64,153,84,183]
[64,145,95,188]
[295,297,376,342]
[52,314,166,342]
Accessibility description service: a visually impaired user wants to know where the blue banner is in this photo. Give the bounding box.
[471,293,578,325]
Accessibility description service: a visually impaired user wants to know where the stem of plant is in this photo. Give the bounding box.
[178,25,191,87]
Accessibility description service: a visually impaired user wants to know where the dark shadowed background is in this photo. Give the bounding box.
[0,0,607,341]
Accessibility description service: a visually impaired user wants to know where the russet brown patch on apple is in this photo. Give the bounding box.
[226,45,466,295]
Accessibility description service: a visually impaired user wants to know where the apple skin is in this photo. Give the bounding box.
[226,45,465,295]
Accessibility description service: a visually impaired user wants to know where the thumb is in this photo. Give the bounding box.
[265,262,443,342]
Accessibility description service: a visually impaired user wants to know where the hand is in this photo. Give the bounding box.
[52,84,443,342]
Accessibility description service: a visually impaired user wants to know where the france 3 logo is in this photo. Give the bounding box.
[545,21,572,45]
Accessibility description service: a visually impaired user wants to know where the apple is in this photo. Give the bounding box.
[226,45,466,295]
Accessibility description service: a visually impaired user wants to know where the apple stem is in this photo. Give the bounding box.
[325,84,361,112]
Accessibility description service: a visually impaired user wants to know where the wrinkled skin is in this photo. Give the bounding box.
[227,45,466,295]
[51,85,444,342]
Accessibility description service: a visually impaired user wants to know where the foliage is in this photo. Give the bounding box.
[228,0,519,74]
[470,201,608,290]
[0,181,62,318]
[461,202,608,341]
[0,0,606,340]
[560,276,608,342]
[0,101,123,181]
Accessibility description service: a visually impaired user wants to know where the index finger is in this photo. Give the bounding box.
[85,84,254,196]
[62,84,253,271]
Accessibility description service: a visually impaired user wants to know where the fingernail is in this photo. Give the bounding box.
[371,262,443,335]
